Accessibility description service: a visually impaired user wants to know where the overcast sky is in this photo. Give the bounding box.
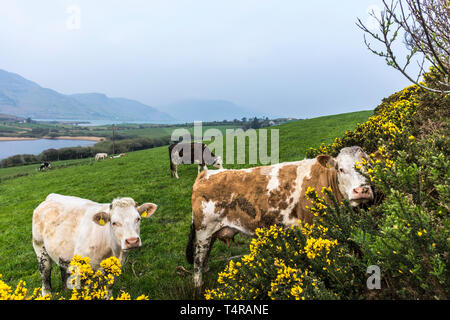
[0,0,412,118]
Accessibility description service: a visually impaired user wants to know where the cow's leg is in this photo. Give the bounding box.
[58,258,71,291]
[175,165,179,179]
[202,236,216,273]
[170,161,175,178]
[60,266,70,291]
[192,224,221,293]
[193,232,213,292]
[33,242,52,296]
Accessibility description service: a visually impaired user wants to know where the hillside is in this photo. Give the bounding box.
[0,69,173,122]
[0,110,371,299]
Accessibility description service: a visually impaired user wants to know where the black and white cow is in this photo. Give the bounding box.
[39,162,51,171]
[169,142,223,179]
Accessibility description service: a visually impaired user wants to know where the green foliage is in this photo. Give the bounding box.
[209,70,449,300]
[356,134,450,299]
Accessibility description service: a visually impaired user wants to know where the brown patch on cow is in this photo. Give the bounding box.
[192,164,299,233]
[296,160,343,224]
[218,197,257,219]
[288,201,300,220]
[260,209,282,228]
[269,164,297,203]
[192,167,272,231]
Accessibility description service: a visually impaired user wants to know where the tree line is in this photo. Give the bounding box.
[0,136,170,168]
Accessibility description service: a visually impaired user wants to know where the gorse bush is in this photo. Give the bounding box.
[355,138,449,299]
[204,222,342,300]
[0,255,149,300]
[305,84,421,158]
[205,188,373,300]
[208,70,449,300]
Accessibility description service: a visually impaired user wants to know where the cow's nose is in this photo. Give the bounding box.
[125,237,140,248]
[353,187,370,197]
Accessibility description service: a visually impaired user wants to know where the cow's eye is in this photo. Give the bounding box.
[112,222,121,227]
[339,168,345,173]
[136,217,141,223]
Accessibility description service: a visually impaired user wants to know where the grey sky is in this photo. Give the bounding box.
[0,0,411,118]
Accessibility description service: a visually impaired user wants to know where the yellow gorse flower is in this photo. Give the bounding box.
[0,256,147,300]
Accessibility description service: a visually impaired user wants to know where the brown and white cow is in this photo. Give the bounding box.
[186,146,373,289]
[32,193,157,296]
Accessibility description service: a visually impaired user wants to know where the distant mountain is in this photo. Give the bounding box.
[0,69,173,122]
[163,99,260,122]
[0,113,25,122]
[69,93,173,122]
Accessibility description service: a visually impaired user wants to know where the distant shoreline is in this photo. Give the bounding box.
[0,136,105,142]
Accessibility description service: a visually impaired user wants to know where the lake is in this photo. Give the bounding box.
[0,139,96,160]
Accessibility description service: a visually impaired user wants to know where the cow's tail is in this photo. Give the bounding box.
[186,222,196,264]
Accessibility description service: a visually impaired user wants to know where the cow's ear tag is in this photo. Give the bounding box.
[137,203,157,218]
[93,211,110,226]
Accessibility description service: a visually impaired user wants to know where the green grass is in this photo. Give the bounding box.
[0,110,372,299]
[0,158,94,181]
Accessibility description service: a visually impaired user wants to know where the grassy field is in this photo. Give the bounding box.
[0,110,372,299]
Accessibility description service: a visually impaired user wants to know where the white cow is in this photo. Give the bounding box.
[32,193,158,296]
[95,153,108,161]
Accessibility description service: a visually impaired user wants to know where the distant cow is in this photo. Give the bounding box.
[186,146,373,289]
[32,193,158,296]
[169,142,223,179]
[95,153,108,161]
[110,153,127,159]
[39,162,51,171]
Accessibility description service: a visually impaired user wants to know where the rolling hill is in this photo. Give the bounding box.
[0,69,173,122]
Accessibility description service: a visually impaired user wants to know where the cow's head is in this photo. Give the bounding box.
[317,146,373,207]
[213,156,223,169]
[92,198,157,251]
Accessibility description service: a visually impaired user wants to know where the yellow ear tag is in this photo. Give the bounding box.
[99,218,106,226]
[141,210,148,218]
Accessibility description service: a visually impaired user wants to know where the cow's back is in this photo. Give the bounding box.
[170,142,212,165]
[191,160,316,233]
[32,194,106,265]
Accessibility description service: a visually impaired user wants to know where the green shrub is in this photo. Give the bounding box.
[207,70,449,300]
